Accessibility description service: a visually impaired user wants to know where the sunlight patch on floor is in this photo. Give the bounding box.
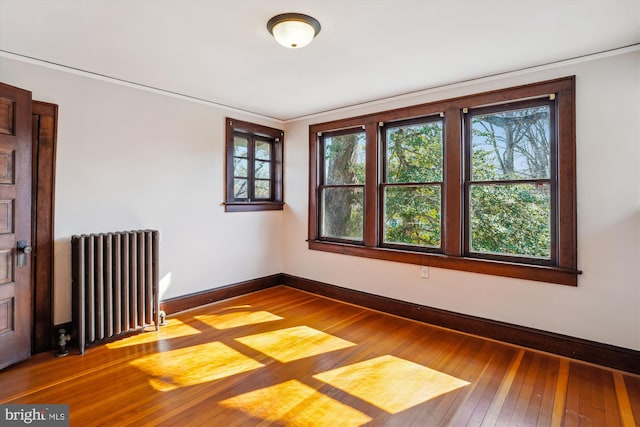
[195,310,283,330]
[219,379,372,426]
[105,318,201,349]
[313,355,470,413]
[235,326,356,362]
[130,341,264,391]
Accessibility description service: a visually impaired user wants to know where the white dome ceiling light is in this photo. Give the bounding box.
[267,13,321,49]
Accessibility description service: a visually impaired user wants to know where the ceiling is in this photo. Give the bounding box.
[1,0,638,121]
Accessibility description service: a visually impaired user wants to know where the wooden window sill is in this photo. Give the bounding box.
[308,240,580,286]
[224,201,285,212]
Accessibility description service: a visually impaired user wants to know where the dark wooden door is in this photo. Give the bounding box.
[0,82,33,369]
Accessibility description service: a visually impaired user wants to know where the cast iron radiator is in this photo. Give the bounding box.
[71,230,160,354]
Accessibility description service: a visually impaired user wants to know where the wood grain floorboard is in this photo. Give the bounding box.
[0,286,638,426]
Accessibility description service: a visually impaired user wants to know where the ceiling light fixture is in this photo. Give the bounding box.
[267,13,321,49]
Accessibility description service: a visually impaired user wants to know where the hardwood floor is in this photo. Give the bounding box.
[1,286,639,426]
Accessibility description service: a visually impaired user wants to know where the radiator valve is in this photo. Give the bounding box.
[159,310,167,327]
[56,328,71,357]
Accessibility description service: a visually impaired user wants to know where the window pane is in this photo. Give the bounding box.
[234,178,248,199]
[255,179,271,199]
[469,183,551,258]
[234,158,248,177]
[234,137,248,157]
[383,185,441,247]
[255,141,271,160]
[255,160,270,179]
[386,121,443,183]
[321,187,364,241]
[324,131,366,185]
[471,106,551,181]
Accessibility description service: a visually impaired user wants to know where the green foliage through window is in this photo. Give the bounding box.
[467,102,553,259]
[309,78,578,284]
[320,131,366,241]
[384,185,441,247]
[471,106,551,181]
[322,187,364,240]
[469,184,551,258]
[383,120,443,248]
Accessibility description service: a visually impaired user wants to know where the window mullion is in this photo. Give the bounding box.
[364,120,378,247]
[275,136,283,201]
[556,86,576,270]
[247,136,255,201]
[444,107,462,256]
[270,149,276,200]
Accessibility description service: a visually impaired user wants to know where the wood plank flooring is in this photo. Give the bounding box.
[1,286,638,426]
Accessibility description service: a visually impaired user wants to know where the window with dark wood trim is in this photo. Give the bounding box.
[318,127,367,243]
[308,77,579,285]
[381,116,444,252]
[464,98,556,265]
[225,118,284,212]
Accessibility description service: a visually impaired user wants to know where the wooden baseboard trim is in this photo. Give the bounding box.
[280,273,640,375]
[160,274,281,315]
[157,273,640,374]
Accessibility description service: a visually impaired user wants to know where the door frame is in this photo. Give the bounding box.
[31,101,57,354]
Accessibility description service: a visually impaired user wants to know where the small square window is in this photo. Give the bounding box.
[225,118,284,212]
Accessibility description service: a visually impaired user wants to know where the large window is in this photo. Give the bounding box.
[225,118,284,212]
[319,128,366,241]
[382,117,444,250]
[309,78,579,285]
[465,100,555,263]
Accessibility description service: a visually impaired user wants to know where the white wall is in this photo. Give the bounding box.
[0,57,285,324]
[282,50,640,351]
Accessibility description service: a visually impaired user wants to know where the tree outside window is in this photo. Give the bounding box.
[225,118,283,212]
[309,77,578,285]
[466,101,555,262]
[382,118,443,249]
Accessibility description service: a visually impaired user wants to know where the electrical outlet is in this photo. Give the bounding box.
[420,266,429,279]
